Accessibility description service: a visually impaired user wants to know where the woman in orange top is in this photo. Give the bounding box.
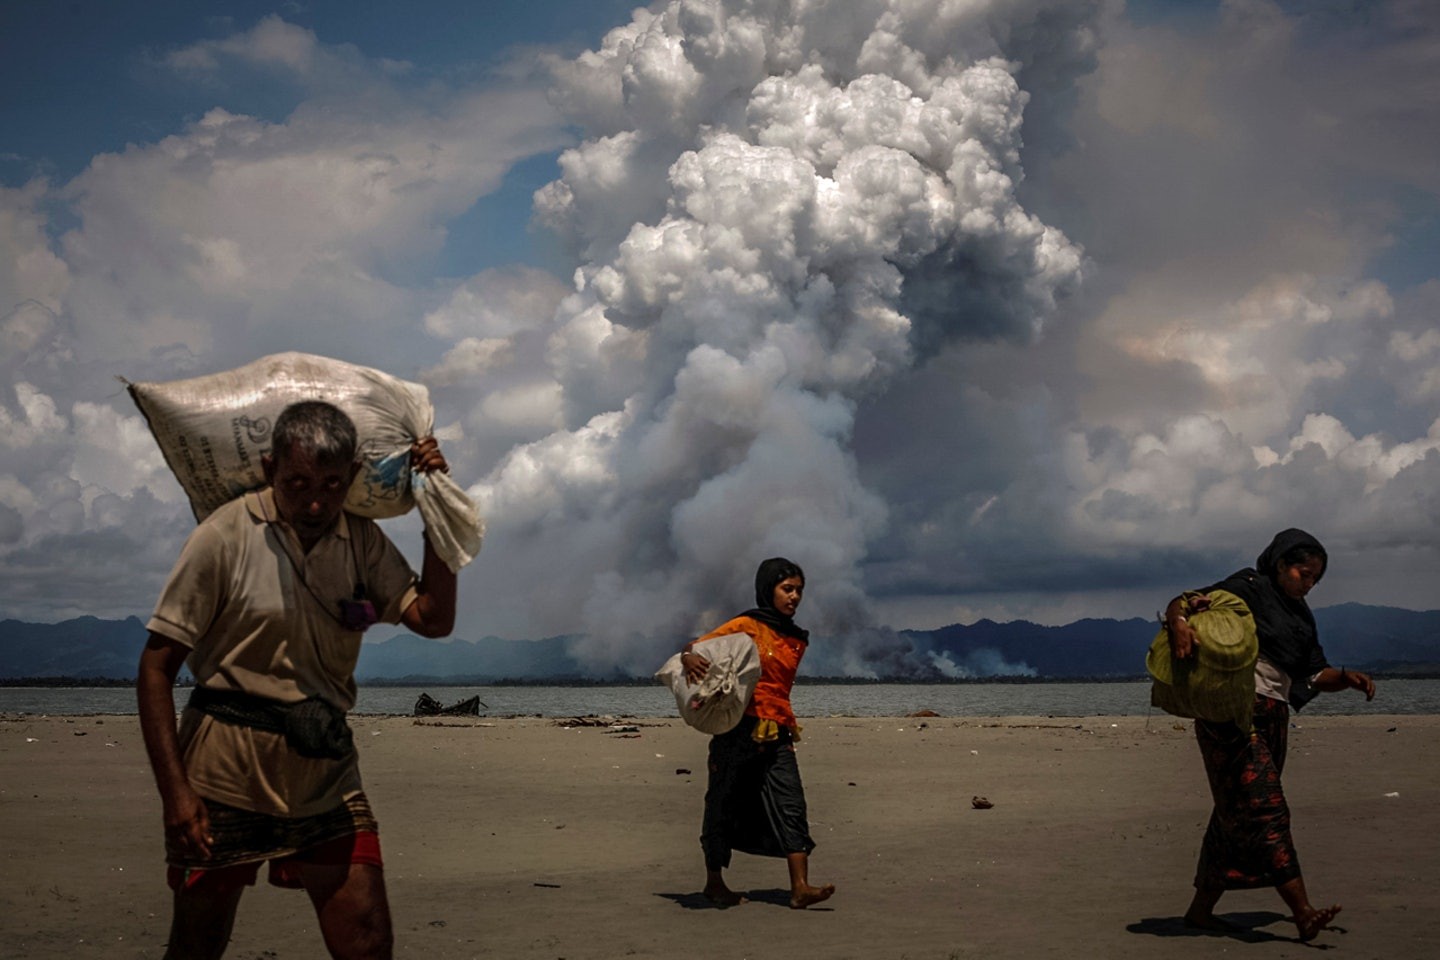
[680,557,835,909]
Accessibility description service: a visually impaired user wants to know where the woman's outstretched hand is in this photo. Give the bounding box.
[1343,668,1376,701]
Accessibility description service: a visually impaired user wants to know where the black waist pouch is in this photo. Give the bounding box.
[188,686,354,760]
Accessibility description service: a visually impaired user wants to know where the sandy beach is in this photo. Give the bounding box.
[2,711,1434,959]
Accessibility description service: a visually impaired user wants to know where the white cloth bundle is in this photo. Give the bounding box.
[127,351,483,573]
[654,633,761,735]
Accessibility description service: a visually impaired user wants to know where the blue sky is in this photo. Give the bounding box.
[2,0,1437,674]
[2,2,633,173]
[1,1,638,273]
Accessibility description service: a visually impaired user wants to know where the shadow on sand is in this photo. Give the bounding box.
[1127,911,1344,947]
[656,888,835,912]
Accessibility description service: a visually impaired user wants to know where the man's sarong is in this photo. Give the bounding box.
[167,792,379,891]
[701,715,815,870]
[1193,695,1302,889]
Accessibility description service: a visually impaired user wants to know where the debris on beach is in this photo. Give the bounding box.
[413,693,486,717]
[907,709,941,718]
[553,715,624,727]
[550,716,667,735]
[675,768,692,775]
[413,719,494,728]
[971,796,994,810]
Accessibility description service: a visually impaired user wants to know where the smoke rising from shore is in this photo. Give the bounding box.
[460,0,1096,675]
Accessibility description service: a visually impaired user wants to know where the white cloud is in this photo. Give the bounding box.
[22,14,577,371]
[0,16,574,620]
[0,383,69,447]
[423,265,570,341]
[1390,327,1440,363]
[162,15,402,86]
[0,181,69,316]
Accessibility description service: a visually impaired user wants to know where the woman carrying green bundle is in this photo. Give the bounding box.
[1161,529,1375,941]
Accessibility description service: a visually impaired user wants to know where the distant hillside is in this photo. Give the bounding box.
[2,603,1436,681]
[905,616,1155,677]
[1307,603,1440,667]
[0,616,151,679]
[900,603,1440,678]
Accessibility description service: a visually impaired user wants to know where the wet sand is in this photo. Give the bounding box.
[2,712,1435,959]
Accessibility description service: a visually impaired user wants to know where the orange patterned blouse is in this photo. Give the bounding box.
[692,615,807,732]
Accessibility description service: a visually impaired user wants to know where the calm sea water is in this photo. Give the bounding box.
[2,679,1437,717]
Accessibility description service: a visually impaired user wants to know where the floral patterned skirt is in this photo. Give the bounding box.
[1193,695,1302,890]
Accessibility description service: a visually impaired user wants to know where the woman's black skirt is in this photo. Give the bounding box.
[1193,694,1302,889]
[701,715,816,870]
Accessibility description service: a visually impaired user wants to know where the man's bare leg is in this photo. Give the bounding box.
[1277,876,1341,941]
[703,867,746,906]
[786,852,834,909]
[300,862,394,960]
[165,881,245,960]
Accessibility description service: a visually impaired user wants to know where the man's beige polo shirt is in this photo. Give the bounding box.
[148,488,419,817]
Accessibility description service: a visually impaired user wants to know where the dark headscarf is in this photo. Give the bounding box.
[741,557,809,643]
[1204,528,1329,709]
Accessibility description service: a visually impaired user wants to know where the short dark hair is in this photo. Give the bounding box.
[271,401,358,466]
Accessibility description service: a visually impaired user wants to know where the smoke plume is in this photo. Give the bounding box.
[463,0,1095,675]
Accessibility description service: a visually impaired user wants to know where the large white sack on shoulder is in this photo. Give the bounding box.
[127,351,482,572]
[654,633,761,735]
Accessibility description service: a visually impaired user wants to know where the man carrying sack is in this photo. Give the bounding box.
[136,400,458,960]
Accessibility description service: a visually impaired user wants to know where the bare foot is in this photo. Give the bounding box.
[703,882,746,907]
[789,882,835,909]
[1295,903,1341,941]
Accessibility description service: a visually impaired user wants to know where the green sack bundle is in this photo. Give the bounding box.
[1146,589,1258,729]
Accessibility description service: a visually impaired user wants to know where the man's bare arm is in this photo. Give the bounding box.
[136,632,213,859]
[401,532,458,638]
[400,437,458,638]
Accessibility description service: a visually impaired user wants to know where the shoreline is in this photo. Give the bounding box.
[6,669,1440,688]
[3,713,1435,959]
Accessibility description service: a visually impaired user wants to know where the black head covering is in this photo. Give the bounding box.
[1204,528,1329,709]
[1254,527,1328,582]
[742,557,808,643]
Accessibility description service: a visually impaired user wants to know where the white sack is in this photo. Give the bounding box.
[654,633,761,735]
[126,351,483,572]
